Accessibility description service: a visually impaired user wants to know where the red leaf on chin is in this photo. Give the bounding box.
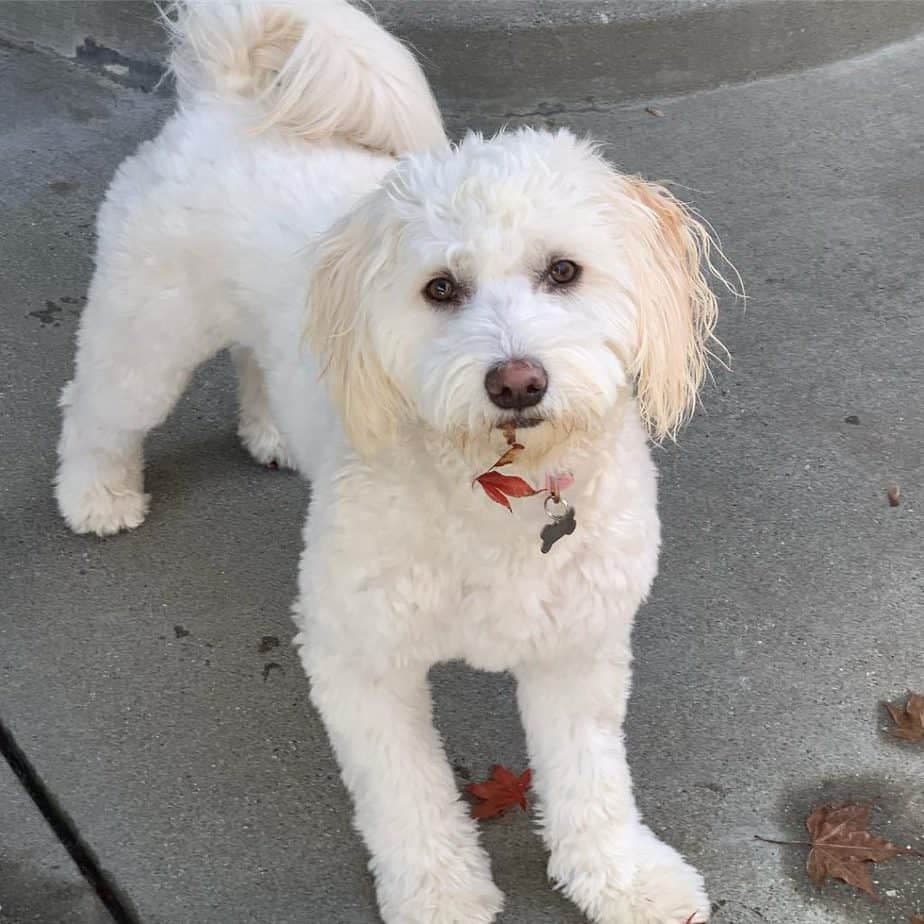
[478,479,513,511]
[475,470,539,510]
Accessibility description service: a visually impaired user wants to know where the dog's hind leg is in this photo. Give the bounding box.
[56,287,229,536]
[230,345,293,470]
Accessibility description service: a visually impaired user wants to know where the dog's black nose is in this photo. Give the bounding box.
[484,359,548,410]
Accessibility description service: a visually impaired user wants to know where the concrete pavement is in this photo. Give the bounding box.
[5,1,924,113]
[1,8,923,924]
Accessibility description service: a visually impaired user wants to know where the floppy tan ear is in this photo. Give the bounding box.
[305,198,409,456]
[618,176,724,440]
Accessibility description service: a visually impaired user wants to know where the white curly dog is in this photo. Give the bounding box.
[56,2,728,921]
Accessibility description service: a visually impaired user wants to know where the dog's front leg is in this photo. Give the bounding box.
[304,650,503,924]
[515,654,710,924]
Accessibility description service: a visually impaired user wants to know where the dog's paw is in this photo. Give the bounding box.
[57,481,150,536]
[553,826,709,924]
[238,419,295,470]
[376,856,503,924]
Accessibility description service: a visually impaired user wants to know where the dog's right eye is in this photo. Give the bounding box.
[424,276,457,304]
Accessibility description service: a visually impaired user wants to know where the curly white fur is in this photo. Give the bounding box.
[56,2,723,922]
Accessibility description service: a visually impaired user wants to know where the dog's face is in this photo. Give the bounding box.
[308,129,720,461]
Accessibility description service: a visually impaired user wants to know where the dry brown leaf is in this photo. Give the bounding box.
[885,692,924,742]
[493,442,525,468]
[911,916,924,924]
[806,803,905,896]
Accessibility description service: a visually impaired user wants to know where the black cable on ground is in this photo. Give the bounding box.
[0,713,142,924]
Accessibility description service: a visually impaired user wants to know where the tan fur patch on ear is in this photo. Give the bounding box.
[305,200,410,456]
[621,176,730,440]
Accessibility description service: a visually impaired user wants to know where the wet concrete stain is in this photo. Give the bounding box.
[452,761,472,782]
[75,38,167,94]
[67,103,103,123]
[776,775,924,923]
[28,296,85,327]
[48,179,80,196]
[262,662,284,682]
[257,635,280,654]
[709,897,768,922]
[0,858,110,923]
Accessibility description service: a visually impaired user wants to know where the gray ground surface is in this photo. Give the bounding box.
[1,15,923,924]
[5,0,924,115]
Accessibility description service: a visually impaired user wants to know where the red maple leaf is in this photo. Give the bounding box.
[474,470,538,511]
[467,765,532,820]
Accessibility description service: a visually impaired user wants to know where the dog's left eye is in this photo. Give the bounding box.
[424,276,458,304]
[548,259,581,286]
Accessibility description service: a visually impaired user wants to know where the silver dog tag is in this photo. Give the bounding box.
[541,497,576,553]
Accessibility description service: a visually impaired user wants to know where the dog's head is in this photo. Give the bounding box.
[307,128,725,461]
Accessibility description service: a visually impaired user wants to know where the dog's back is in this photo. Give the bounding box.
[56,0,446,536]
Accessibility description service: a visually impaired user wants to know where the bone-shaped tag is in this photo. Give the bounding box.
[540,504,576,553]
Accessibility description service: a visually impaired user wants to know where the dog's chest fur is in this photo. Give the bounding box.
[297,416,661,672]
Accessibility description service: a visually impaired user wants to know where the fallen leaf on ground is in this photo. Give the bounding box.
[888,484,901,507]
[885,692,924,742]
[467,765,532,820]
[805,803,906,896]
[911,916,924,924]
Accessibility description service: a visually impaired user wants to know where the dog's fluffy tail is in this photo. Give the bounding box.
[165,0,446,155]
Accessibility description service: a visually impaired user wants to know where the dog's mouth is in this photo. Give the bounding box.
[495,415,545,431]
